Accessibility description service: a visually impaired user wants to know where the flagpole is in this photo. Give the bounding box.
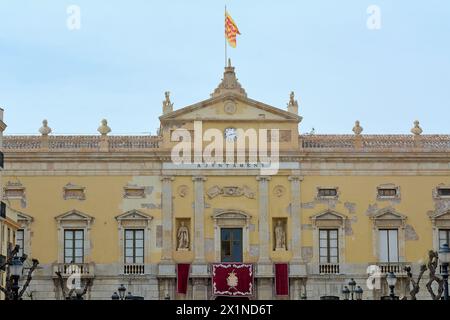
[224,5,227,67]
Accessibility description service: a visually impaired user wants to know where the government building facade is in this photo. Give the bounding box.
[1,63,450,300]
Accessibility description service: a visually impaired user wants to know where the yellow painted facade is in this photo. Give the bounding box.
[2,64,450,300]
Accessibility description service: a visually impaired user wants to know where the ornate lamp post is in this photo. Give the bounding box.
[342,286,350,300]
[439,243,450,300]
[355,286,364,300]
[111,284,143,300]
[10,256,24,300]
[342,278,363,300]
[386,272,397,300]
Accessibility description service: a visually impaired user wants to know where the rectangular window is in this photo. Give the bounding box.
[124,229,144,264]
[318,188,338,198]
[378,188,398,198]
[319,229,339,264]
[439,229,450,248]
[221,228,243,262]
[379,229,399,263]
[16,229,24,257]
[64,229,84,264]
[437,188,450,197]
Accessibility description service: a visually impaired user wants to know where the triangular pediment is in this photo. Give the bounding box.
[160,94,301,123]
[55,209,94,222]
[429,211,450,221]
[311,210,347,221]
[115,209,153,221]
[5,206,33,222]
[372,208,407,221]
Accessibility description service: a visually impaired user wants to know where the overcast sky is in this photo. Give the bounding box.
[1,0,449,135]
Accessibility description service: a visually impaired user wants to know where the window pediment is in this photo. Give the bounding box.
[212,210,251,227]
[310,210,347,228]
[116,209,153,222]
[429,210,450,228]
[55,210,94,224]
[371,207,406,228]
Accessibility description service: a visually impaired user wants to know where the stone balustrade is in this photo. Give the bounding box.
[3,135,162,152]
[3,134,450,153]
[300,134,450,152]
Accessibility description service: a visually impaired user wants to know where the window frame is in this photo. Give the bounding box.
[16,229,24,257]
[124,229,145,264]
[64,229,85,264]
[439,229,450,248]
[378,229,399,263]
[319,229,339,264]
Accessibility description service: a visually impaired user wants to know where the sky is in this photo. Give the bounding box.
[0,0,449,135]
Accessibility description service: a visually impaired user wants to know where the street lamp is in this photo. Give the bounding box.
[342,286,350,300]
[355,286,363,300]
[386,272,397,300]
[342,278,362,300]
[348,278,356,300]
[112,284,144,300]
[439,243,450,300]
[10,256,24,300]
[118,284,126,300]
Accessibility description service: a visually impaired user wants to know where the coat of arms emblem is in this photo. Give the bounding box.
[226,270,238,289]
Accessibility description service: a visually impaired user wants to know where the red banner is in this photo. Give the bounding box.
[177,264,190,295]
[275,263,289,296]
[212,263,253,297]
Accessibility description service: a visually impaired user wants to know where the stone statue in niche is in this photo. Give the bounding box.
[177,221,190,251]
[274,220,286,250]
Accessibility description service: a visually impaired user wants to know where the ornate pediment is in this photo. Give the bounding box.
[55,209,94,223]
[370,207,406,228]
[115,209,153,222]
[429,210,450,228]
[212,209,251,222]
[371,207,407,221]
[6,206,34,223]
[310,210,347,227]
[160,94,301,123]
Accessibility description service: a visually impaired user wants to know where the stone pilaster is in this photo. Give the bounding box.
[289,175,303,262]
[160,176,174,261]
[256,176,271,264]
[193,176,207,263]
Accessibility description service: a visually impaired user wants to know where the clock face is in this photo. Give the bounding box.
[224,127,237,141]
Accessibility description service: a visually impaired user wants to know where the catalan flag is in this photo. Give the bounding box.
[225,10,240,48]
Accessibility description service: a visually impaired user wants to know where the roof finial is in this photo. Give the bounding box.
[228,58,232,68]
[287,91,299,114]
[162,91,174,114]
[411,120,423,136]
[353,120,363,135]
[97,119,111,136]
[39,119,52,136]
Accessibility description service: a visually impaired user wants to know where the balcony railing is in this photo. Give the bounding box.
[371,262,410,276]
[123,264,145,275]
[319,263,340,275]
[53,263,94,277]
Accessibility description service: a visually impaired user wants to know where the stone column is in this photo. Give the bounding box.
[289,175,303,262]
[256,176,271,264]
[161,176,174,261]
[192,176,207,263]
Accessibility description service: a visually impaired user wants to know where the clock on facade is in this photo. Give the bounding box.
[224,127,238,141]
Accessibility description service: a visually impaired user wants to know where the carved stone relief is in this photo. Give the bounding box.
[63,183,86,200]
[206,185,255,199]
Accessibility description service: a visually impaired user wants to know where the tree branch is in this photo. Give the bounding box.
[18,259,39,299]
[55,271,67,300]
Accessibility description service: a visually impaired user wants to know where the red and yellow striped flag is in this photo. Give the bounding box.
[225,11,240,48]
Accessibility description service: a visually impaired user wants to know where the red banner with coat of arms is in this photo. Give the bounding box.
[212,263,253,297]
